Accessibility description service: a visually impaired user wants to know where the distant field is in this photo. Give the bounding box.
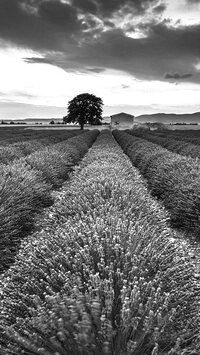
[0,123,79,129]
[0,124,108,130]
[0,128,199,354]
[166,124,200,130]
[27,124,81,130]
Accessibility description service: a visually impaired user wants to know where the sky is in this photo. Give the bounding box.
[0,0,200,119]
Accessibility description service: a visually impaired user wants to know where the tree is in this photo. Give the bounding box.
[63,93,103,130]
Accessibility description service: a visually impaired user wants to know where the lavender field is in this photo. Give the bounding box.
[0,127,199,355]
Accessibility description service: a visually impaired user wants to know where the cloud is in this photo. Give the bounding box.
[186,0,200,4]
[0,0,200,83]
[153,3,166,13]
[165,73,193,80]
[122,84,130,88]
[72,0,163,16]
[24,57,54,65]
[71,0,98,14]
[38,1,79,31]
[0,0,83,51]
[0,0,165,52]
[86,67,105,73]
[22,21,200,83]
[51,22,200,81]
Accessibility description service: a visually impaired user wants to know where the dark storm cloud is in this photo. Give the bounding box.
[71,0,98,14]
[186,0,200,4]
[0,0,200,83]
[0,0,164,50]
[24,22,200,83]
[153,3,166,13]
[72,0,162,16]
[50,22,200,82]
[165,73,193,80]
[38,1,79,30]
[0,0,83,51]
[0,0,165,52]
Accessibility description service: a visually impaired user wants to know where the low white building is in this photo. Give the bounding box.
[111,112,134,128]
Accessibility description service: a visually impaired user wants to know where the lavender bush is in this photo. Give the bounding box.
[0,130,99,273]
[113,130,200,238]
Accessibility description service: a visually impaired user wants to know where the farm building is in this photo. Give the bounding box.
[111,112,134,128]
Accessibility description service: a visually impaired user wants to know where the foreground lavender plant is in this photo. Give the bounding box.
[0,131,199,354]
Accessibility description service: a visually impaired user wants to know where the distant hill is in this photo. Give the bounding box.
[135,112,200,124]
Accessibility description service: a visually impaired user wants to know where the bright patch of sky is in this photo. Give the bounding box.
[1,46,200,118]
[164,0,200,26]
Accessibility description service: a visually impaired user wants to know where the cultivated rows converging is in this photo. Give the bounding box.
[0,129,99,273]
[0,127,79,146]
[113,129,200,238]
[0,130,199,355]
[126,128,200,160]
[144,128,200,146]
[0,130,84,164]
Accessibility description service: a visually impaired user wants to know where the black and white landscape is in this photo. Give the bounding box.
[0,1,200,354]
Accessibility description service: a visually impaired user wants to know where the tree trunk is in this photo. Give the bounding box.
[80,122,84,130]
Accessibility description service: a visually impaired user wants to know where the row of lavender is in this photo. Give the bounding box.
[150,128,200,146]
[126,128,200,160]
[0,129,84,164]
[0,130,99,273]
[0,127,78,146]
[113,130,200,238]
[0,131,199,354]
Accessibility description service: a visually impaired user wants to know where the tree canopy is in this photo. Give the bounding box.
[63,93,103,129]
